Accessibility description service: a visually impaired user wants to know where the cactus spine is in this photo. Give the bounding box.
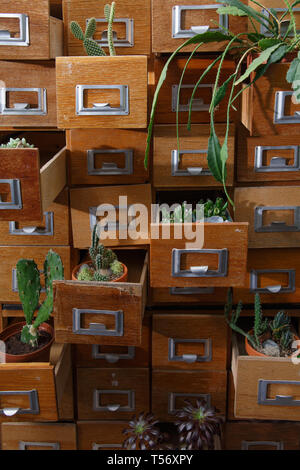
[105,2,116,56]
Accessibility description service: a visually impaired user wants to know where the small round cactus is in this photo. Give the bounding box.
[110,260,123,276]
[77,267,94,281]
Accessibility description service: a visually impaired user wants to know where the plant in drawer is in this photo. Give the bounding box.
[122,412,167,450]
[161,197,230,224]
[0,137,34,149]
[0,250,64,362]
[225,289,300,358]
[72,225,128,282]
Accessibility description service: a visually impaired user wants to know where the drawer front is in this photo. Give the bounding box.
[152,370,227,421]
[0,60,57,127]
[0,246,71,302]
[64,0,151,56]
[152,0,247,53]
[150,223,248,287]
[150,287,228,305]
[70,184,151,248]
[234,248,300,304]
[0,188,69,245]
[77,368,149,420]
[224,422,300,450]
[67,128,149,186]
[1,422,77,450]
[154,57,235,125]
[235,186,300,248]
[152,314,227,370]
[77,421,127,450]
[56,56,148,129]
[74,317,150,366]
[153,124,235,187]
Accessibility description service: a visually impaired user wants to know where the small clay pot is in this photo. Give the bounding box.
[72,260,128,283]
[245,330,300,357]
[0,322,54,363]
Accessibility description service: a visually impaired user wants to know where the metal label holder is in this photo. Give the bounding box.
[254,145,300,172]
[72,308,124,337]
[172,5,228,38]
[89,18,134,47]
[92,345,135,363]
[19,441,60,450]
[93,389,135,412]
[0,179,22,210]
[171,149,212,176]
[0,389,39,416]
[0,13,29,46]
[168,338,212,363]
[254,205,300,232]
[241,440,284,450]
[172,84,213,112]
[9,211,54,236]
[258,379,300,406]
[0,87,47,115]
[87,149,133,176]
[274,91,300,124]
[76,84,129,116]
[172,248,228,278]
[168,392,211,414]
[250,269,295,294]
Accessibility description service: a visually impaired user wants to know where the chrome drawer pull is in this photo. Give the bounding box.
[93,443,122,450]
[250,269,295,294]
[12,268,46,293]
[171,149,212,177]
[0,13,29,46]
[0,179,22,210]
[19,441,60,450]
[9,211,54,236]
[260,7,300,36]
[92,345,135,363]
[172,84,214,112]
[241,440,284,450]
[168,392,211,414]
[169,287,215,295]
[254,145,300,172]
[90,18,134,47]
[93,389,135,412]
[172,5,228,38]
[72,308,123,337]
[0,87,47,116]
[274,91,300,124]
[168,338,212,363]
[89,204,134,233]
[254,206,300,232]
[172,248,228,278]
[258,379,300,406]
[0,390,39,416]
[76,85,129,116]
[87,149,133,176]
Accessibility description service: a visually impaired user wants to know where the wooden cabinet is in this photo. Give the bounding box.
[56,56,148,129]
[152,0,247,53]
[67,128,149,186]
[0,0,63,60]
[152,370,227,421]
[152,314,228,371]
[53,250,147,346]
[1,422,77,450]
[70,184,151,248]
[77,421,126,450]
[0,343,73,423]
[77,368,149,420]
[150,223,248,288]
[153,124,235,188]
[150,287,229,306]
[63,0,151,56]
[235,186,300,248]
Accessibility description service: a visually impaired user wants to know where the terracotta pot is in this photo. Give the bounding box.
[0,322,54,363]
[72,260,128,283]
[245,330,300,357]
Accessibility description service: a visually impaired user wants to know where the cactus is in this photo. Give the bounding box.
[110,259,123,276]
[105,2,116,56]
[253,293,269,347]
[1,137,34,148]
[77,267,94,282]
[70,18,106,56]
[16,250,64,347]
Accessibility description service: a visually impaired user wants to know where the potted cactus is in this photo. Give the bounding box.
[72,224,128,282]
[0,250,64,363]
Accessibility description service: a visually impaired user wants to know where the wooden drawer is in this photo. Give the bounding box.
[0,60,57,128]
[152,314,228,370]
[53,250,148,346]
[154,56,235,125]
[74,316,150,367]
[77,421,126,450]
[150,223,248,288]
[56,56,148,129]
[1,422,77,450]
[231,333,300,421]
[235,186,300,248]
[0,343,72,423]
[153,124,235,188]
[0,246,72,302]
[0,188,69,245]
[70,184,151,248]
[152,370,227,422]
[0,1,63,60]
[150,287,228,305]
[224,421,300,450]
[234,248,300,304]
[241,62,300,137]
[67,128,149,186]
[63,0,151,56]
[77,368,149,420]
[237,125,300,183]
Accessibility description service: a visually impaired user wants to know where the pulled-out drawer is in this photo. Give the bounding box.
[77,421,127,450]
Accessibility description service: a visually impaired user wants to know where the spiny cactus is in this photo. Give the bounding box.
[77,266,94,281]
[110,259,123,276]
[16,250,64,347]
[104,2,116,56]
[270,311,290,341]
[1,137,34,148]
[253,293,269,347]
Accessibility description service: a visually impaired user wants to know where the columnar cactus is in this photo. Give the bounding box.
[16,250,64,346]
[104,2,116,56]
[87,225,122,281]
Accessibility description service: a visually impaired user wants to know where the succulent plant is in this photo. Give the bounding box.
[77,266,94,281]
[122,413,164,450]
[175,399,224,450]
[161,197,229,224]
[1,137,34,148]
[110,259,124,276]
[16,250,64,347]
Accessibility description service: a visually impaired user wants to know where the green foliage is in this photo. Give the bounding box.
[253,293,269,346]
[16,259,40,326]
[1,137,34,148]
[269,311,291,341]
[110,260,123,276]
[77,267,94,281]
[161,198,229,223]
[286,51,300,101]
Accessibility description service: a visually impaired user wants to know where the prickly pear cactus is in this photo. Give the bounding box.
[70,17,106,56]
[16,259,41,326]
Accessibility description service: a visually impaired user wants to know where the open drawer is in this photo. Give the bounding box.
[0,134,66,221]
[0,342,72,423]
[53,249,148,346]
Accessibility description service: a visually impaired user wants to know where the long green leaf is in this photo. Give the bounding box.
[217,6,247,16]
[219,0,274,30]
[212,73,235,109]
[207,124,222,183]
[235,43,282,85]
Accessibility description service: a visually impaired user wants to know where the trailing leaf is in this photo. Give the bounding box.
[235,43,282,85]
[247,32,265,42]
[207,124,223,183]
[286,52,300,103]
[211,73,235,109]
[258,38,282,50]
[217,6,247,16]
